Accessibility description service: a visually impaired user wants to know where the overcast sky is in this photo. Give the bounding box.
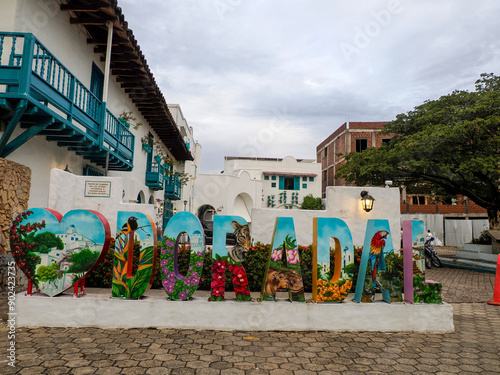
[118,0,500,174]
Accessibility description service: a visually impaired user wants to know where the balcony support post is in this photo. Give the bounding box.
[1,117,54,157]
[102,21,113,103]
[0,99,27,157]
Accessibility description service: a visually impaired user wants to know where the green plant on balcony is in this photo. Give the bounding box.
[154,142,168,161]
[119,110,142,130]
[140,134,153,153]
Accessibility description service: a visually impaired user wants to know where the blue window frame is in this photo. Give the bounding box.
[271,175,276,181]
[303,176,307,182]
[302,184,307,189]
[309,177,314,182]
[271,182,276,188]
[90,63,104,101]
[264,175,269,180]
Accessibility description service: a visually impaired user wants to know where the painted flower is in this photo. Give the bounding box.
[196,261,203,268]
[271,248,282,262]
[160,259,169,267]
[179,290,188,300]
[165,239,175,248]
[286,249,299,265]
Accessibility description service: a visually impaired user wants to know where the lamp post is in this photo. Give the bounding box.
[360,190,375,212]
[183,200,187,211]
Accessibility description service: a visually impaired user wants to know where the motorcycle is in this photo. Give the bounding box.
[424,238,442,269]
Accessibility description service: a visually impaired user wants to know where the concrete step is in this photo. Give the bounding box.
[439,256,497,273]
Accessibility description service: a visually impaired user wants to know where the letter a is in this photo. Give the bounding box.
[260,217,305,302]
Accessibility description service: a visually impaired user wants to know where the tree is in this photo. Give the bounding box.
[65,248,101,278]
[336,73,500,229]
[301,194,325,210]
[34,231,64,252]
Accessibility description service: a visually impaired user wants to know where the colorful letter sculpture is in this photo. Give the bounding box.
[10,208,111,297]
[112,211,157,299]
[260,217,305,302]
[312,218,354,303]
[160,212,205,301]
[353,219,402,303]
[210,216,252,301]
[412,220,425,273]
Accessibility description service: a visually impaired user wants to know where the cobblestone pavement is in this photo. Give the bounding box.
[1,267,499,375]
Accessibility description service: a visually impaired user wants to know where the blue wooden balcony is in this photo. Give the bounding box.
[145,162,164,190]
[0,32,134,170]
[164,174,181,200]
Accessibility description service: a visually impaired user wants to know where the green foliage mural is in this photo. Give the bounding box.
[36,263,60,284]
[66,248,100,279]
[112,239,156,299]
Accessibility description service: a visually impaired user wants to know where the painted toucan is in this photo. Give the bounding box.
[369,230,389,288]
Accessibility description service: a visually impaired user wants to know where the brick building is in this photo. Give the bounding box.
[316,122,390,198]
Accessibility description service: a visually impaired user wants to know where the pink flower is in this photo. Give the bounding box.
[271,248,282,262]
[286,249,299,265]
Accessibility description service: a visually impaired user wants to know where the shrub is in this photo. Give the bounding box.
[471,230,492,245]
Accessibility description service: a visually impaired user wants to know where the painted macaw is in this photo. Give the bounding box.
[369,230,389,288]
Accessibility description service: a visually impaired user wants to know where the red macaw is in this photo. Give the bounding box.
[369,230,389,287]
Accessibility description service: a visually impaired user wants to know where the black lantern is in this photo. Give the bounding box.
[360,190,375,212]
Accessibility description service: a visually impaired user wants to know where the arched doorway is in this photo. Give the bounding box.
[233,193,253,222]
[136,190,145,204]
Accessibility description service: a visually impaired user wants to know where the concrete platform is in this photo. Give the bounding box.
[16,288,454,332]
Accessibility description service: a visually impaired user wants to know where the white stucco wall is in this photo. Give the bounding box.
[48,169,154,237]
[251,186,401,249]
[0,0,16,30]
[193,173,262,221]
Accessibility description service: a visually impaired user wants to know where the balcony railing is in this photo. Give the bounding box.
[0,32,134,170]
[145,162,164,190]
[164,174,181,200]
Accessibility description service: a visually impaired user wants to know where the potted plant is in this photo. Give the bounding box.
[140,135,153,153]
[119,110,142,130]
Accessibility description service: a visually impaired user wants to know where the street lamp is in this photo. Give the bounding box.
[183,200,187,211]
[360,190,375,212]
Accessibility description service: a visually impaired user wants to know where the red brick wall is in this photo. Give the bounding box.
[401,201,487,214]
[349,122,388,130]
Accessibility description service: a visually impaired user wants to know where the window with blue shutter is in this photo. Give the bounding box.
[294,176,300,190]
[279,176,284,189]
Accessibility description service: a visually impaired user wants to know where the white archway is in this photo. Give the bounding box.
[233,193,253,222]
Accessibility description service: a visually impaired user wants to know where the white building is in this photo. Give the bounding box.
[193,156,322,222]
[166,104,202,219]
[0,0,193,232]
[56,224,100,252]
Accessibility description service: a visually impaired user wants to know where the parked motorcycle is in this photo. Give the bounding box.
[424,238,442,269]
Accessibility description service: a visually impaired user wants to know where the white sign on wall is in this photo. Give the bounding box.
[84,181,111,198]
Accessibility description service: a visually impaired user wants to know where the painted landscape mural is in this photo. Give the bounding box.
[10,208,110,297]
